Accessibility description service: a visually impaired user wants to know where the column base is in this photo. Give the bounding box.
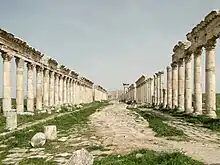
[205,111,217,119]
[177,107,185,113]
[185,109,193,114]
[191,111,203,117]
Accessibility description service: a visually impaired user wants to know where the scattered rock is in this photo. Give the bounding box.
[18,112,34,116]
[44,125,57,140]
[30,132,46,147]
[58,137,68,142]
[65,148,93,165]
[135,153,143,159]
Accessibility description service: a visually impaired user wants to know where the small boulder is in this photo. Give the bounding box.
[31,132,46,147]
[65,148,93,165]
[135,153,143,159]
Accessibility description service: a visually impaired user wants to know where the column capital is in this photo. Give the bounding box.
[1,52,12,62]
[49,70,55,76]
[184,54,192,63]
[36,65,43,72]
[166,66,171,71]
[205,39,217,51]
[54,72,60,78]
[171,62,178,68]
[178,58,184,65]
[15,57,24,67]
[194,47,202,56]
[26,62,34,70]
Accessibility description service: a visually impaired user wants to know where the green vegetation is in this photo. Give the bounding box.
[94,149,204,165]
[0,101,109,162]
[87,145,110,152]
[159,108,220,131]
[133,109,186,138]
[19,158,56,165]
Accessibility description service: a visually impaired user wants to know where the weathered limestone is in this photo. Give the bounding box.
[31,132,46,147]
[36,66,43,111]
[171,62,178,109]
[54,73,59,106]
[1,52,12,116]
[178,58,185,112]
[44,125,57,140]
[63,76,67,103]
[163,89,167,109]
[43,69,49,107]
[59,75,64,105]
[15,57,24,114]
[184,54,193,113]
[159,71,164,104]
[156,72,160,106]
[153,75,157,106]
[205,39,217,118]
[166,66,172,109]
[49,71,55,107]
[27,62,34,112]
[193,48,203,115]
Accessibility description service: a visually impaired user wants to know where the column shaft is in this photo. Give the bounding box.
[43,69,49,107]
[194,49,203,115]
[54,73,59,106]
[178,59,185,111]
[205,40,217,118]
[172,62,178,109]
[167,66,172,109]
[1,53,12,116]
[160,72,164,104]
[63,77,67,103]
[49,71,55,106]
[15,58,24,114]
[59,76,63,105]
[27,62,34,112]
[185,55,193,113]
[36,66,43,111]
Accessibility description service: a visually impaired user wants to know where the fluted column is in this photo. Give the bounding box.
[160,71,164,104]
[153,75,157,106]
[194,48,203,115]
[63,76,67,103]
[36,66,43,111]
[70,79,73,104]
[15,57,24,114]
[205,39,217,118]
[171,62,178,109]
[134,84,137,102]
[167,66,172,109]
[178,58,185,112]
[145,80,148,103]
[59,75,63,105]
[1,52,12,116]
[184,54,193,113]
[163,88,167,108]
[68,78,71,104]
[43,69,49,107]
[156,73,160,106]
[49,71,55,106]
[54,73,59,106]
[148,78,153,106]
[27,62,34,112]
[67,78,70,104]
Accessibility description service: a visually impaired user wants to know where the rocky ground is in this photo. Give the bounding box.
[1,101,220,164]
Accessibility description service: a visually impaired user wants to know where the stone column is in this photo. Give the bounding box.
[145,80,148,103]
[205,39,217,118]
[15,57,24,114]
[36,66,43,111]
[27,62,34,112]
[184,54,193,113]
[194,48,203,115]
[156,72,160,106]
[43,69,49,107]
[72,80,76,104]
[153,75,157,106]
[63,77,67,103]
[178,58,185,112]
[59,75,63,105]
[1,52,12,116]
[68,78,71,104]
[171,62,178,109]
[148,78,153,106]
[134,84,137,102]
[54,73,59,106]
[160,71,164,104]
[49,71,55,107]
[167,66,172,109]
[163,88,167,109]
[66,78,69,104]
[70,79,73,104]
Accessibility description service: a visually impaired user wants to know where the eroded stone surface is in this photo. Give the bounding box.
[30,132,46,147]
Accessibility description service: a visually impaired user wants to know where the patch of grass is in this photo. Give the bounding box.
[0,115,6,133]
[159,108,220,131]
[19,158,56,165]
[94,149,204,165]
[0,101,110,162]
[134,109,185,137]
[87,145,110,152]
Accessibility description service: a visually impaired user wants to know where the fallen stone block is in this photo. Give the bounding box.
[44,125,57,140]
[31,132,46,147]
[5,110,17,130]
[65,148,94,165]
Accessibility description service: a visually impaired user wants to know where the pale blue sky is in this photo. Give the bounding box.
[0,0,220,97]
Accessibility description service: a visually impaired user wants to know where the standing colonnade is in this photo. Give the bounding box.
[124,10,220,118]
[0,29,108,130]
